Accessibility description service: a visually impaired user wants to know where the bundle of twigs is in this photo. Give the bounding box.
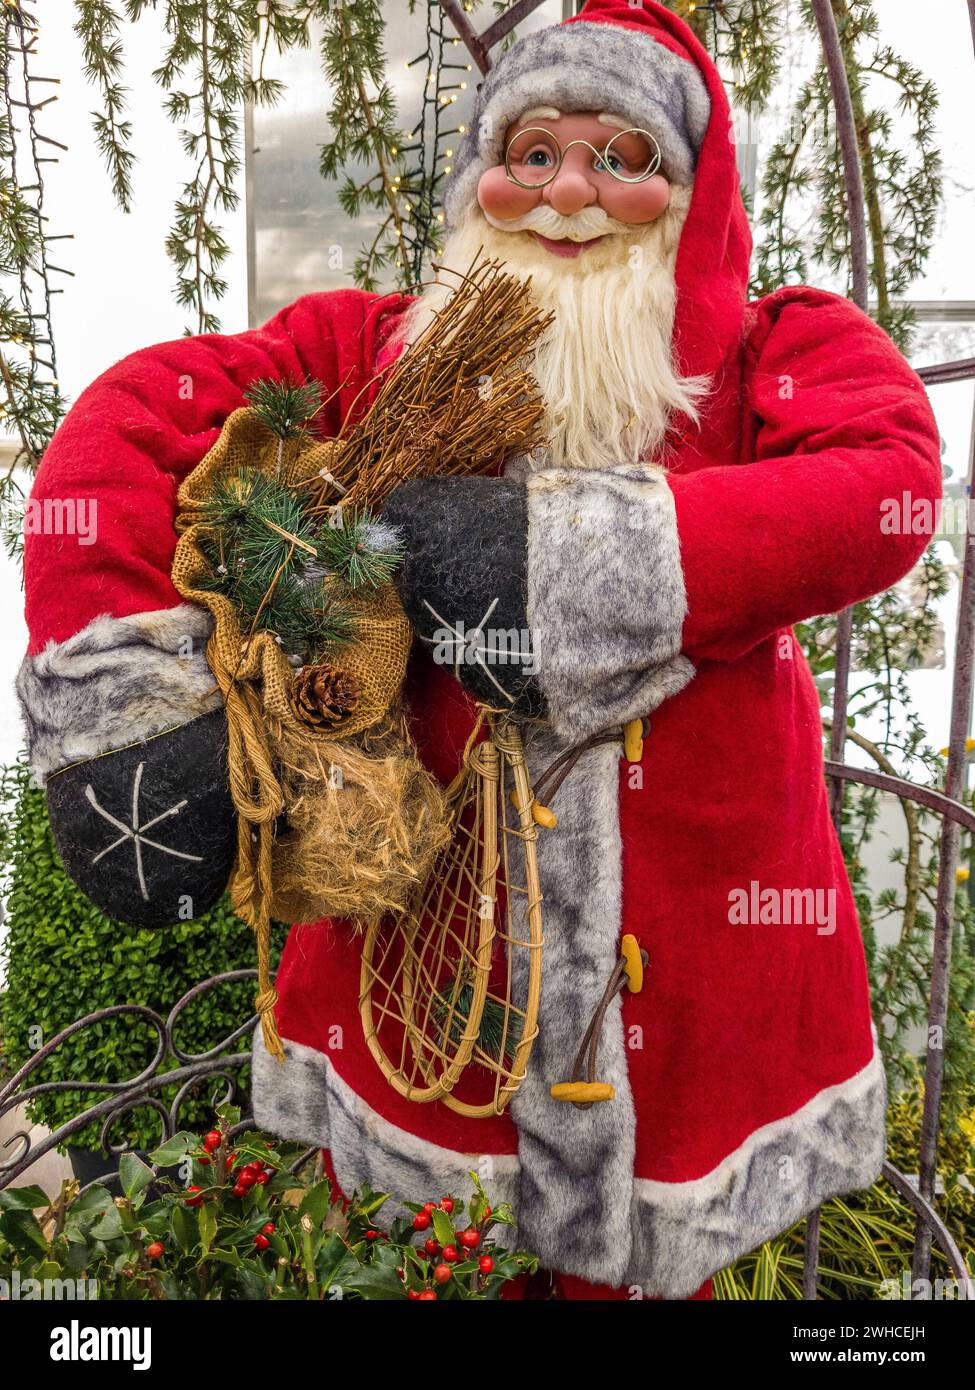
[303,256,553,516]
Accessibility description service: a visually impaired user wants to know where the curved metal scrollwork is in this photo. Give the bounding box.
[0,970,262,1192]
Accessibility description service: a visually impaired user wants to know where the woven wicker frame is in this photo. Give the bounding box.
[359,714,543,1116]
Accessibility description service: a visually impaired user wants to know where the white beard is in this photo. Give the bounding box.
[400,188,707,472]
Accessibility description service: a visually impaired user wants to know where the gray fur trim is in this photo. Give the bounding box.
[524,463,694,743]
[444,20,711,226]
[252,1030,886,1295]
[251,1034,520,1236]
[627,1047,888,1298]
[17,605,221,783]
[510,728,637,1285]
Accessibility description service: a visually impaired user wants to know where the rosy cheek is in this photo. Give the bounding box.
[477,165,541,220]
[599,174,672,224]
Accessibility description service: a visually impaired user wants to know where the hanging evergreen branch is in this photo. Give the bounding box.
[752,0,942,350]
[134,0,257,333]
[664,1,784,111]
[318,0,410,290]
[72,0,136,210]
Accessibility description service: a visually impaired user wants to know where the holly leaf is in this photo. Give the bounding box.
[298,1178,334,1227]
[486,1202,515,1227]
[339,1264,406,1300]
[119,1153,155,1200]
[431,1207,455,1248]
[148,1132,198,1167]
[66,1185,114,1217]
[236,1266,270,1301]
[205,1247,242,1268]
[0,1184,49,1211]
[315,1234,353,1284]
[171,1202,197,1253]
[0,1208,48,1254]
[198,1201,218,1255]
[88,1205,125,1241]
[159,1273,196,1300]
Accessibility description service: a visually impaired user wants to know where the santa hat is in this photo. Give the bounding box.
[444,0,712,228]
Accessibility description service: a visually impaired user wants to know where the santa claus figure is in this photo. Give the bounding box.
[17,1,940,1300]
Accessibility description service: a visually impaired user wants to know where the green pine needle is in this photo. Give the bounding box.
[316,508,404,589]
[434,982,521,1066]
[198,466,353,660]
[244,374,324,440]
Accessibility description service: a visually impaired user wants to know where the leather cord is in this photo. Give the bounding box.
[566,956,631,1110]
[532,717,648,809]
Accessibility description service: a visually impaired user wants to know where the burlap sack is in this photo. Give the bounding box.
[172,407,413,742]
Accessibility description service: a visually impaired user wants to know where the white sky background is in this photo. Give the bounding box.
[0,0,972,774]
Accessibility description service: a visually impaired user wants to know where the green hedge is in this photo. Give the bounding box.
[0,759,285,1152]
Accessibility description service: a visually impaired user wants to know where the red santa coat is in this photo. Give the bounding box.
[19,3,940,1296]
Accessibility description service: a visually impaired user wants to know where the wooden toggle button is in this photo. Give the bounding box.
[549,1081,616,1104]
[620,934,646,994]
[623,718,645,764]
[510,788,557,829]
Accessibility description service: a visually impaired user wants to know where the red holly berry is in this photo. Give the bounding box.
[225,1152,237,1170]
[433,1264,452,1285]
[197,1154,211,1166]
[255,1171,270,1185]
[365,1230,380,1240]
[442,1244,459,1263]
[484,1207,492,1219]
[459,1228,480,1250]
[412,1211,431,1231]
[423,1201,436,1213]
[478,1256,494,1275]
[146,1242,164,1261]
[407,1289,421,1300]
[184,1185,204,1208]
[439,1197,454,1214]
[418,1290,437,1300]
[262,1222,276,1235]
[232,1183,248,1198]
[424,1237,441,1257]
[202,1130,222,1153]
[254,1233,270,1251]
[238,1169,258,1188]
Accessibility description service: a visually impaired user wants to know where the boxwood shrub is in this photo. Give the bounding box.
[0,759,286,1152]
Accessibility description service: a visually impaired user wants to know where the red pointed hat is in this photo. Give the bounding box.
[444,0,711,226]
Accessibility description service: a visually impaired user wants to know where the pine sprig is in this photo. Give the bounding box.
[244,375,323,440]
[197,467,352,660]
[317,508,404,590]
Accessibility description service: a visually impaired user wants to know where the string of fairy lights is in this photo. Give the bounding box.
[0,0,65,470]
[386,0,474,287]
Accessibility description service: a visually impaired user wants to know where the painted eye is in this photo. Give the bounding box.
[524,148,554,167]
[594,152,625,175]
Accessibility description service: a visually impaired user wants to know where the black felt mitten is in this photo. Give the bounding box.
[383,475,543,715]
[45,709,236,930]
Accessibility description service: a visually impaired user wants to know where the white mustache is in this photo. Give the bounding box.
[481,203,629,241]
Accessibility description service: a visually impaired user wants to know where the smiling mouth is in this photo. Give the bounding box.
[532,233,606,258]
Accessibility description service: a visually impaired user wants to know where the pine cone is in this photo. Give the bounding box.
[291,663,360,728]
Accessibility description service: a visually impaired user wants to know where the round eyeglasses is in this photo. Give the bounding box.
[503,126,663,189]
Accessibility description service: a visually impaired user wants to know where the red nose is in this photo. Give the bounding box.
[543,170,598,216]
